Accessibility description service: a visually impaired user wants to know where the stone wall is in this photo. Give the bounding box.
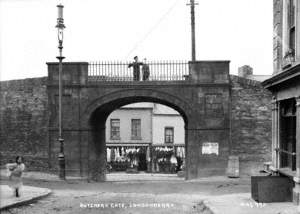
[0,74,273,176]
[0,77,49,170]
[230,75,272,175]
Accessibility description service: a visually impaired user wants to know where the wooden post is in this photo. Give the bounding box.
[190,0,196,61]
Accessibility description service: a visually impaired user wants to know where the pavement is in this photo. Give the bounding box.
[203,193,299,214]
[0,185,51,210]
[106,172,183,182]
[0,171,299,213]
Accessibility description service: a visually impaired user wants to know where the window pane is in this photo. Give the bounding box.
[110,119,120,139]
[131,119,141,139]
[279,99,296,171]
[289,27,295,52]
[165,127,174,143]
[289,0,295,27]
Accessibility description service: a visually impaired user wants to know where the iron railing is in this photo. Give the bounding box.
[88,61,189,82]
[275,148,296,156]
[276,148,296,171]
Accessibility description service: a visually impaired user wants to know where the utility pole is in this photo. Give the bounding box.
[187,0,197,61]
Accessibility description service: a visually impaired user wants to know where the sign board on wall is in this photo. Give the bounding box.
[202,142,219,155]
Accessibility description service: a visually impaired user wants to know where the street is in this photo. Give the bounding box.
[0,173,250,214]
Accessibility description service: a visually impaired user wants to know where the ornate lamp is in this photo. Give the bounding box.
[56,4,66,180]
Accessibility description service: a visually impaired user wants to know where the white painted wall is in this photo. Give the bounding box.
[106,108,152,143]
[153,103,179,115]
[105,102,185,145]
[152,114,184,145]
[122,102,154,109]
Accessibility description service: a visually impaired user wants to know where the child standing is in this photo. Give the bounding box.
[6,156,25,197]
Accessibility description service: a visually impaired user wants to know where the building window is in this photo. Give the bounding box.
[288,0,296,54]
[131,119,141,140]
[110,119,120,140]
[205,94,223,117]
[279,99,296,171]
[283,0,296,63]
[165,127,174,144]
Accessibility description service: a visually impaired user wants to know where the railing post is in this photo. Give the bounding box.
[188,61,230,83]
[48,62,88,86]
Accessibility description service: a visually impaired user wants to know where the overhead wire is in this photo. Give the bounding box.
[125,0,181,59]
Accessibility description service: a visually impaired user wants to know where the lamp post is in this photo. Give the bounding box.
[56,4,66,180]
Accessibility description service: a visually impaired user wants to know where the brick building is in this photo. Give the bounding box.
[262,0,300,205]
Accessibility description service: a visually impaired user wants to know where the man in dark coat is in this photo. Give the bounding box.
[128,56,143,81]
[142,58,150,81]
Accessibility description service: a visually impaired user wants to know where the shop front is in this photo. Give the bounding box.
[262,64,300,205]
[262,0,300,204]
[106,144,150,173]
[106,143,185,174]
[151,145,185,174]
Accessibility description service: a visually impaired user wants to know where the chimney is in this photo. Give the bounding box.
[238,65,253,78]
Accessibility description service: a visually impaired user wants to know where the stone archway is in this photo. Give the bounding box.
[81,89,193,181]
[47,61,231,181]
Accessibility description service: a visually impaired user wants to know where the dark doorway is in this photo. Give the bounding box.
[138,150,147,171]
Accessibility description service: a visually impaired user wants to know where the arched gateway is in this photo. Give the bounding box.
[47,61,231,181]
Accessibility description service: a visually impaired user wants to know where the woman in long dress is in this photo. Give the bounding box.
[6,156,25,197]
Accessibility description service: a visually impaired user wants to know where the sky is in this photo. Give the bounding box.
[0,0,273,81]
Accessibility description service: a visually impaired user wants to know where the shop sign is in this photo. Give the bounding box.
[202,142,219,155]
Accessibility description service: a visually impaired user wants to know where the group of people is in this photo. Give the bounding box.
[128,56,150,81]
[152,146,185,173]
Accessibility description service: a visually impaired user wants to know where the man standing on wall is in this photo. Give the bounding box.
[142,58,150,81]
[128,56,143,81]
